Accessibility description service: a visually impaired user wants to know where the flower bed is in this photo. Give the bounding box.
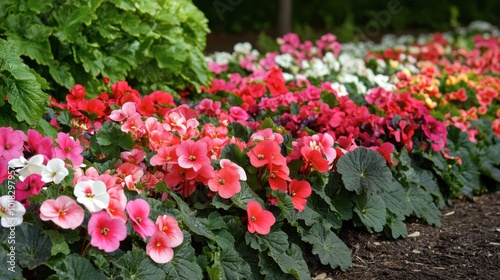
[1,22,500,279]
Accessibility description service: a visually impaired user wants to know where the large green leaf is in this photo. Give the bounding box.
[0,39,49,126]
[384,211,407,239]
[245,230,289,253]
[380,179,407,219]
[212,247,252,280]
[337,147,393,195]
[0,247,23,280]
[53,254,106,280]
[161,232,203,280]
[267,244,310,280]
[231,181,265,210]
[9,223,52,269]
[258,252,289,280]
[353,194,387,233]
[115,248,166,279]
[299,223,352,271]
[44,230,70,256]
[404,186,442,226]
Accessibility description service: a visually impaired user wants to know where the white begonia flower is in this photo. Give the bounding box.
[331,82,349,97]
[275,53,293,69]
[355,82,368,95]
[213,52,232,65]
[310,58,330,77]
[338,73,359,84]
[301,60,310,69]
[251,49,260,57]
[0,195,26,227]
[41,158,69,184]
[282,72,295,81]
[322,52,340,72]
[233,42,252,54]
[8,154,45,181]
[74,180,110,213]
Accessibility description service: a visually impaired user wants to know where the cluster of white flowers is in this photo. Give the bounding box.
[9,155,69,184]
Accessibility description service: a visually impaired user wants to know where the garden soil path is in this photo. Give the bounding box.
[311,191,500,280]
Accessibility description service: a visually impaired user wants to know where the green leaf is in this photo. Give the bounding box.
[267,244,310,279]
[219,143,249,169]
[0,39,49,125]
[259,117,276,130]
[44,230,70,256]
[34,119,58,139]
[329,184,354,221]
[309,171,340,213]
[404,186,442,226]
[337,147,393,195]
[115,248,166,279]
[272,190,296,223]
[380,179,406,219]
[0,247,23,280]
[258,252,289,280]
[216,247,253,280]
[235,242,261,280]
[12,223,52,269]
[484,144,500,165]
[229,122,251,141]
[245,230,289,253]
[169,191,217,241]
[53,254,106,280]
[161,232,203,280]
[211,194,232,210]
[353,194,387,233]
[300,223,352,271]
[384,211,407,239]
[231,181,265,210]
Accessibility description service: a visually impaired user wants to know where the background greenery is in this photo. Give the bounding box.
[0,0,210,101]
[194,0,500,42]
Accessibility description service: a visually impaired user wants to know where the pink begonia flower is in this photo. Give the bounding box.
[208,160,245,199]
[176,140,210,172]
[0,158,9,185]
[146,231,174,264]
[106,198,128,223]
[0,195,26,227]
[74,180,110,212]
[8,155,45,181]
[0,127,26,162]
[109,102,137,122]
[88,211,127,252]
[246,200,276,235]
[229,106,250,123]
[54,132,84,166]
[15,173,45,202]
[220,159,247,181]
[41,158,69,184]
[39,195,84,229]
[288,179,312,212]
[126,199,156,239]
[26,129,54,160]
[155,215,184,247]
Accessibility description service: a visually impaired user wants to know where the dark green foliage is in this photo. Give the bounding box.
[0,0,211,100]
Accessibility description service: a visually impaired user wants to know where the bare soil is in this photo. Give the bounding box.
[312,191,500,280]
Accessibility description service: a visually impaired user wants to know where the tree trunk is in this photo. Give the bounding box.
[278,0,292,36]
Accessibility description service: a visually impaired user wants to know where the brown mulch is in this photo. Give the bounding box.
[311,191,500,280]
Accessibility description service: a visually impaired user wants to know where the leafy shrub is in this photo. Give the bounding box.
[0,0,211,100]
[0,39,50,130]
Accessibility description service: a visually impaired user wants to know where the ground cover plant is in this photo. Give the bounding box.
[1,20,500,279]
